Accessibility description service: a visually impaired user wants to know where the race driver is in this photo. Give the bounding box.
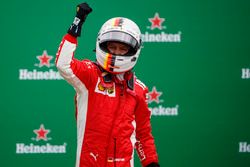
[56,2,160,167]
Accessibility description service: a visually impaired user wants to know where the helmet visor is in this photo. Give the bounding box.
[99,31,139,49]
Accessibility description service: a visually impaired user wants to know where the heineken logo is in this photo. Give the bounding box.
[32,124,51,141]
[147,86,179,116]
[16,143,67,154]
[19,69,62,80]
[35,50,53,68]
[148,13,166,30]
[141,12,182,43]
[16,124,67,154]
[147,86,163,104]
[19,50,63,80]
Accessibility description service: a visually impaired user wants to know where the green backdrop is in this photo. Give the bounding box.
[1,0,250,166]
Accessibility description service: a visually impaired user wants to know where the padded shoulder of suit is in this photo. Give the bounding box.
[134,78,148,98]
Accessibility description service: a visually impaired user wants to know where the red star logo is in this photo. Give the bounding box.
[149,13,165,30]
[33,124,50,141]
[36,50,53,67]
[148,86,162,103]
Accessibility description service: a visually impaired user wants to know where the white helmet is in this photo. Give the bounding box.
[96,17,142,73]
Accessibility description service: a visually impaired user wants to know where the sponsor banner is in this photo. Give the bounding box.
[19,50,63,80]
[16,124,67,154]
[141,13,182,43]
[147,86,179,116]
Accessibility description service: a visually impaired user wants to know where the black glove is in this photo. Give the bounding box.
[68,2,92,37]
[146,162,160,167]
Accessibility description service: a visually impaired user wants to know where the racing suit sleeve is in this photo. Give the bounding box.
[135,86,159,167]
[56,3,93,91]
[55,33,94,92]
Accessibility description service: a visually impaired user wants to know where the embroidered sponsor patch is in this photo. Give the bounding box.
[94,77,116,97]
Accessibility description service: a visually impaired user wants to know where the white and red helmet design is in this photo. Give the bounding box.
[96,17,142,73]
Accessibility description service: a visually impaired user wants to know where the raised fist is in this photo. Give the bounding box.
[76,2,92,19]
[68,2,93,37]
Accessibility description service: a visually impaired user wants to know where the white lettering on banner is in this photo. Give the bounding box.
[149,105,179,116]
[19,69,63,80]
[16,143,67,154]
[241,68,250,79]
[141,31,182,42]
[239,142,250,153]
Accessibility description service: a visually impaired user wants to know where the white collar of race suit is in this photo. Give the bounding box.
[115,73,125,81]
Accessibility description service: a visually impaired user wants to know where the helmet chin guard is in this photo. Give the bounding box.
[96,17,142,73]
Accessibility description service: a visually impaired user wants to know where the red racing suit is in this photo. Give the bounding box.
[56,34,159,167]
